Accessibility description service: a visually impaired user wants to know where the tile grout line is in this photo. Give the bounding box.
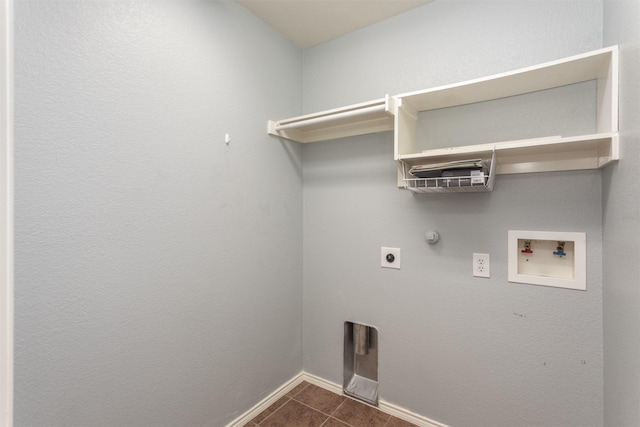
[255,380,313,427]
[339,394,391,426]
[290,388,358,427]
[256,381,311,425]
[327,398,352,427]
[290,392,351,426]
[327,394,346,418]
[264,381,342,427]
[250,381,417,427]
[316,387,394,427]
[255,396,291,426]
[289,398,332,418]
[256,380,406,427]
[290,381,310,398]
[380,405,392,427]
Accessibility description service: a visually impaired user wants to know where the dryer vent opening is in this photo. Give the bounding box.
[344,321,378,406]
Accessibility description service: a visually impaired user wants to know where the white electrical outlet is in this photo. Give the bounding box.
[473,253,490,278]
[381,247,401,269]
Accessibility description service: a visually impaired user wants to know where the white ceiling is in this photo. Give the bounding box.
[236,0,432,48]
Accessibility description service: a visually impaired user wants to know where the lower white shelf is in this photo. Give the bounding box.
[397,133,618,175]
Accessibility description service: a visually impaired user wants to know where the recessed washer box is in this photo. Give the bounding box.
[508,230,586,291]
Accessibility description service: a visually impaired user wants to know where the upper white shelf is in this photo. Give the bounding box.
[268,97,394,143]
[396,46,617,114]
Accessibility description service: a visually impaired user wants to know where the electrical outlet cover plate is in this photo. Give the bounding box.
[473,253,490,278]
[381,247,401,269]
[508,230,586,290]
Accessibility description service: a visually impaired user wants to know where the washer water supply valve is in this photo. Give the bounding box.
[521,239,533,254]
[553,241,567,257]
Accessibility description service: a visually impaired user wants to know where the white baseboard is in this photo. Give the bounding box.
[226,371,449,427]
[379,396,449,427]
[299,372,342,394]
[225,372,307,427]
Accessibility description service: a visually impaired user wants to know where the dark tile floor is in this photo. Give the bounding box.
[248,381,418,427]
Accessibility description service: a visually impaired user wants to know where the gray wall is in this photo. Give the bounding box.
[13,1,303,426]
[603,1,640,426]
[302,1,606,426]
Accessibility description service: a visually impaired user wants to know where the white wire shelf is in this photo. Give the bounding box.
[403,175,493,193]
[401,151,496,193]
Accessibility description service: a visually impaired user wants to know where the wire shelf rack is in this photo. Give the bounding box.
[402,151,496,193]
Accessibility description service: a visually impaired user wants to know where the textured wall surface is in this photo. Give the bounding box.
[13,1,302,426]
[14,0,638,426]
[603,1,640,426]
[302,1,605,426]
[302,0,603,113]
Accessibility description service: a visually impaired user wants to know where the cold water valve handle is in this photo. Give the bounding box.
[553,241,566,257]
